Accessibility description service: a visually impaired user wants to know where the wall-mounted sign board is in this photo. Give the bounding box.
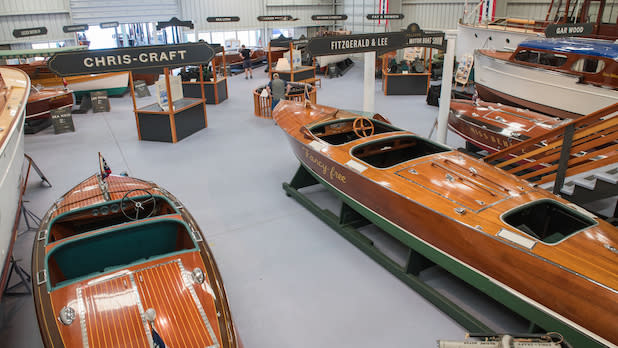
[311,15,348,21]
[257,15,295,21]
[307,23,445,57]
[99,22,119,29]
[206,16,240,23]
[48,42,216,76]
[63,24,89,33]
[156,17,194,30]
[545,23,593,38]
[13,27,47,38]
[367,13,404,20]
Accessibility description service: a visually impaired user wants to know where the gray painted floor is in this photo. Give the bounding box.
[1,60,527,347]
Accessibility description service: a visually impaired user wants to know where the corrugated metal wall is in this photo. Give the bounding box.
[0,0,73,45]
[505,0,551,20]
[70,0,179,24]
[402,0,465,30]
[179,0,338,32]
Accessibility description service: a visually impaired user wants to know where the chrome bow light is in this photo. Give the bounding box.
[59,306,76,325]
[192,268,205,284]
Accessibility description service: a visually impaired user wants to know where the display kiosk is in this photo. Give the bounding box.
[181,45,228,104]
[268,37,316,83]
[382,48,434,95]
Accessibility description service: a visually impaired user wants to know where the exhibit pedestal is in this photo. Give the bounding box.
[136,98,206,142]
[384,73,430,95]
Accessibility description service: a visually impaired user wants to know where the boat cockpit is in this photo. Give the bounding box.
[45,193,199,290]
[352,135,451,168]
[309,111,402,145]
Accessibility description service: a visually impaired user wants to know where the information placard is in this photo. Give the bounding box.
[207,17,240,23]
[134,80,151,98]
[257,15,295,21]
[545,23,593,38]
[63,24,89,33]
[91,91,110,113]
[51,106,75,134]
[13,27,47,38]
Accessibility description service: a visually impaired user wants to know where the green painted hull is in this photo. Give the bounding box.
[73,86,127,99]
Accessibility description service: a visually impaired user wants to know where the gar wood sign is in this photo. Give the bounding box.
[545,23,593,38]
[48,43,216,76]
[306,23,445,56]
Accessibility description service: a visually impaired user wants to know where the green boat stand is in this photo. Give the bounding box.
[283,164,604,348]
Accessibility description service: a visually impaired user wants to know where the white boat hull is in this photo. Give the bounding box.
[457,22,542,58]
[474,50,618,117]
[0,69,28,293]
[316,54,350,67]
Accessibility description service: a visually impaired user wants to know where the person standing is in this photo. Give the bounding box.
[240,44,253,79]
[266,73,291,110]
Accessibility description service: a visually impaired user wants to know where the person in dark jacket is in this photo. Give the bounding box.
[240,44,253,79]
[266,73,291,110]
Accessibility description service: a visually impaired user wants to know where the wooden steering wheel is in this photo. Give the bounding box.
[353,117,375,138]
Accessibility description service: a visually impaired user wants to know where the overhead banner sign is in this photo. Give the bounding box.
[311,15,348,21]
[13,27,47,38]
[48,43,216,77]
[367,13,404,20]
[63,24,89,33]
[545,23,593,38]
[257,15,295,21]
[156,17,194,30]
[207,16,240,23]
[306,23,445,56]
[99,22,119,29]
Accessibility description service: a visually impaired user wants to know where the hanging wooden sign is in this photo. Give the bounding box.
[306,23,445,56]
[311,15,348,21]
[63,24,89,33]
[367,13,404,20]
[13,27,47,38]
[48,42,216,77]
[206,17,240,23]
[545,23,593,38]
[156,17,194,30]
[257,15,295,21]
[100,22,119,29]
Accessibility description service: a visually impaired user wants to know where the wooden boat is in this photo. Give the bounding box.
[213,47,268,68]
[32,158,242,347]
[0,67,29,299]
[448,99,569,153]
[456,0,617,58]
[274,100,618,347]
[1,47,128,99]
[27,87,74,120]
[474,38,618,119]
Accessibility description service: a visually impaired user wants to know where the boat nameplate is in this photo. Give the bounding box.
[36,269,47,285]
[345,159,367,173]
[497,228,536,249]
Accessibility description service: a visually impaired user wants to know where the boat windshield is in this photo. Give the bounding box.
[502,199,597,244]
[352,135,451,168]
[46,218,197,289]
[309,112,402,145]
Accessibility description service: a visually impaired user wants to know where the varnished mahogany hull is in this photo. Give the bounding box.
[26,89,74,120]
[275,101,617,346]
[31,175,241,348]
[448,99,565,153]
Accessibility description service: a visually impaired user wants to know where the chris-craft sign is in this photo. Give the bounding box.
[63,24,89,33]
[367,13,404,20]
[257,15,295,21]
[545,23,593,38]
[13,27,47,38]
[48,43,215,77]
[307,23,445,56]
[311,15,348,21]
[207,17,240,23]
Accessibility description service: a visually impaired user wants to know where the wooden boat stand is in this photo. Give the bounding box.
[282,164,604,347]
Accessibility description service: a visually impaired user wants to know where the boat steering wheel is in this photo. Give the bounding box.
[121,189,156,221]
[353,117,375,138]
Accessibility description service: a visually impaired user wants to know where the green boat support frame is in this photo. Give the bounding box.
[282,163,606,348]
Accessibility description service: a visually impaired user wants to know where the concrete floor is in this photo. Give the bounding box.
[0,60,528,347]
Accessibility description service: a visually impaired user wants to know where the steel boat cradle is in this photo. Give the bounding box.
[32,157,242,348]
[274,100,617,348]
